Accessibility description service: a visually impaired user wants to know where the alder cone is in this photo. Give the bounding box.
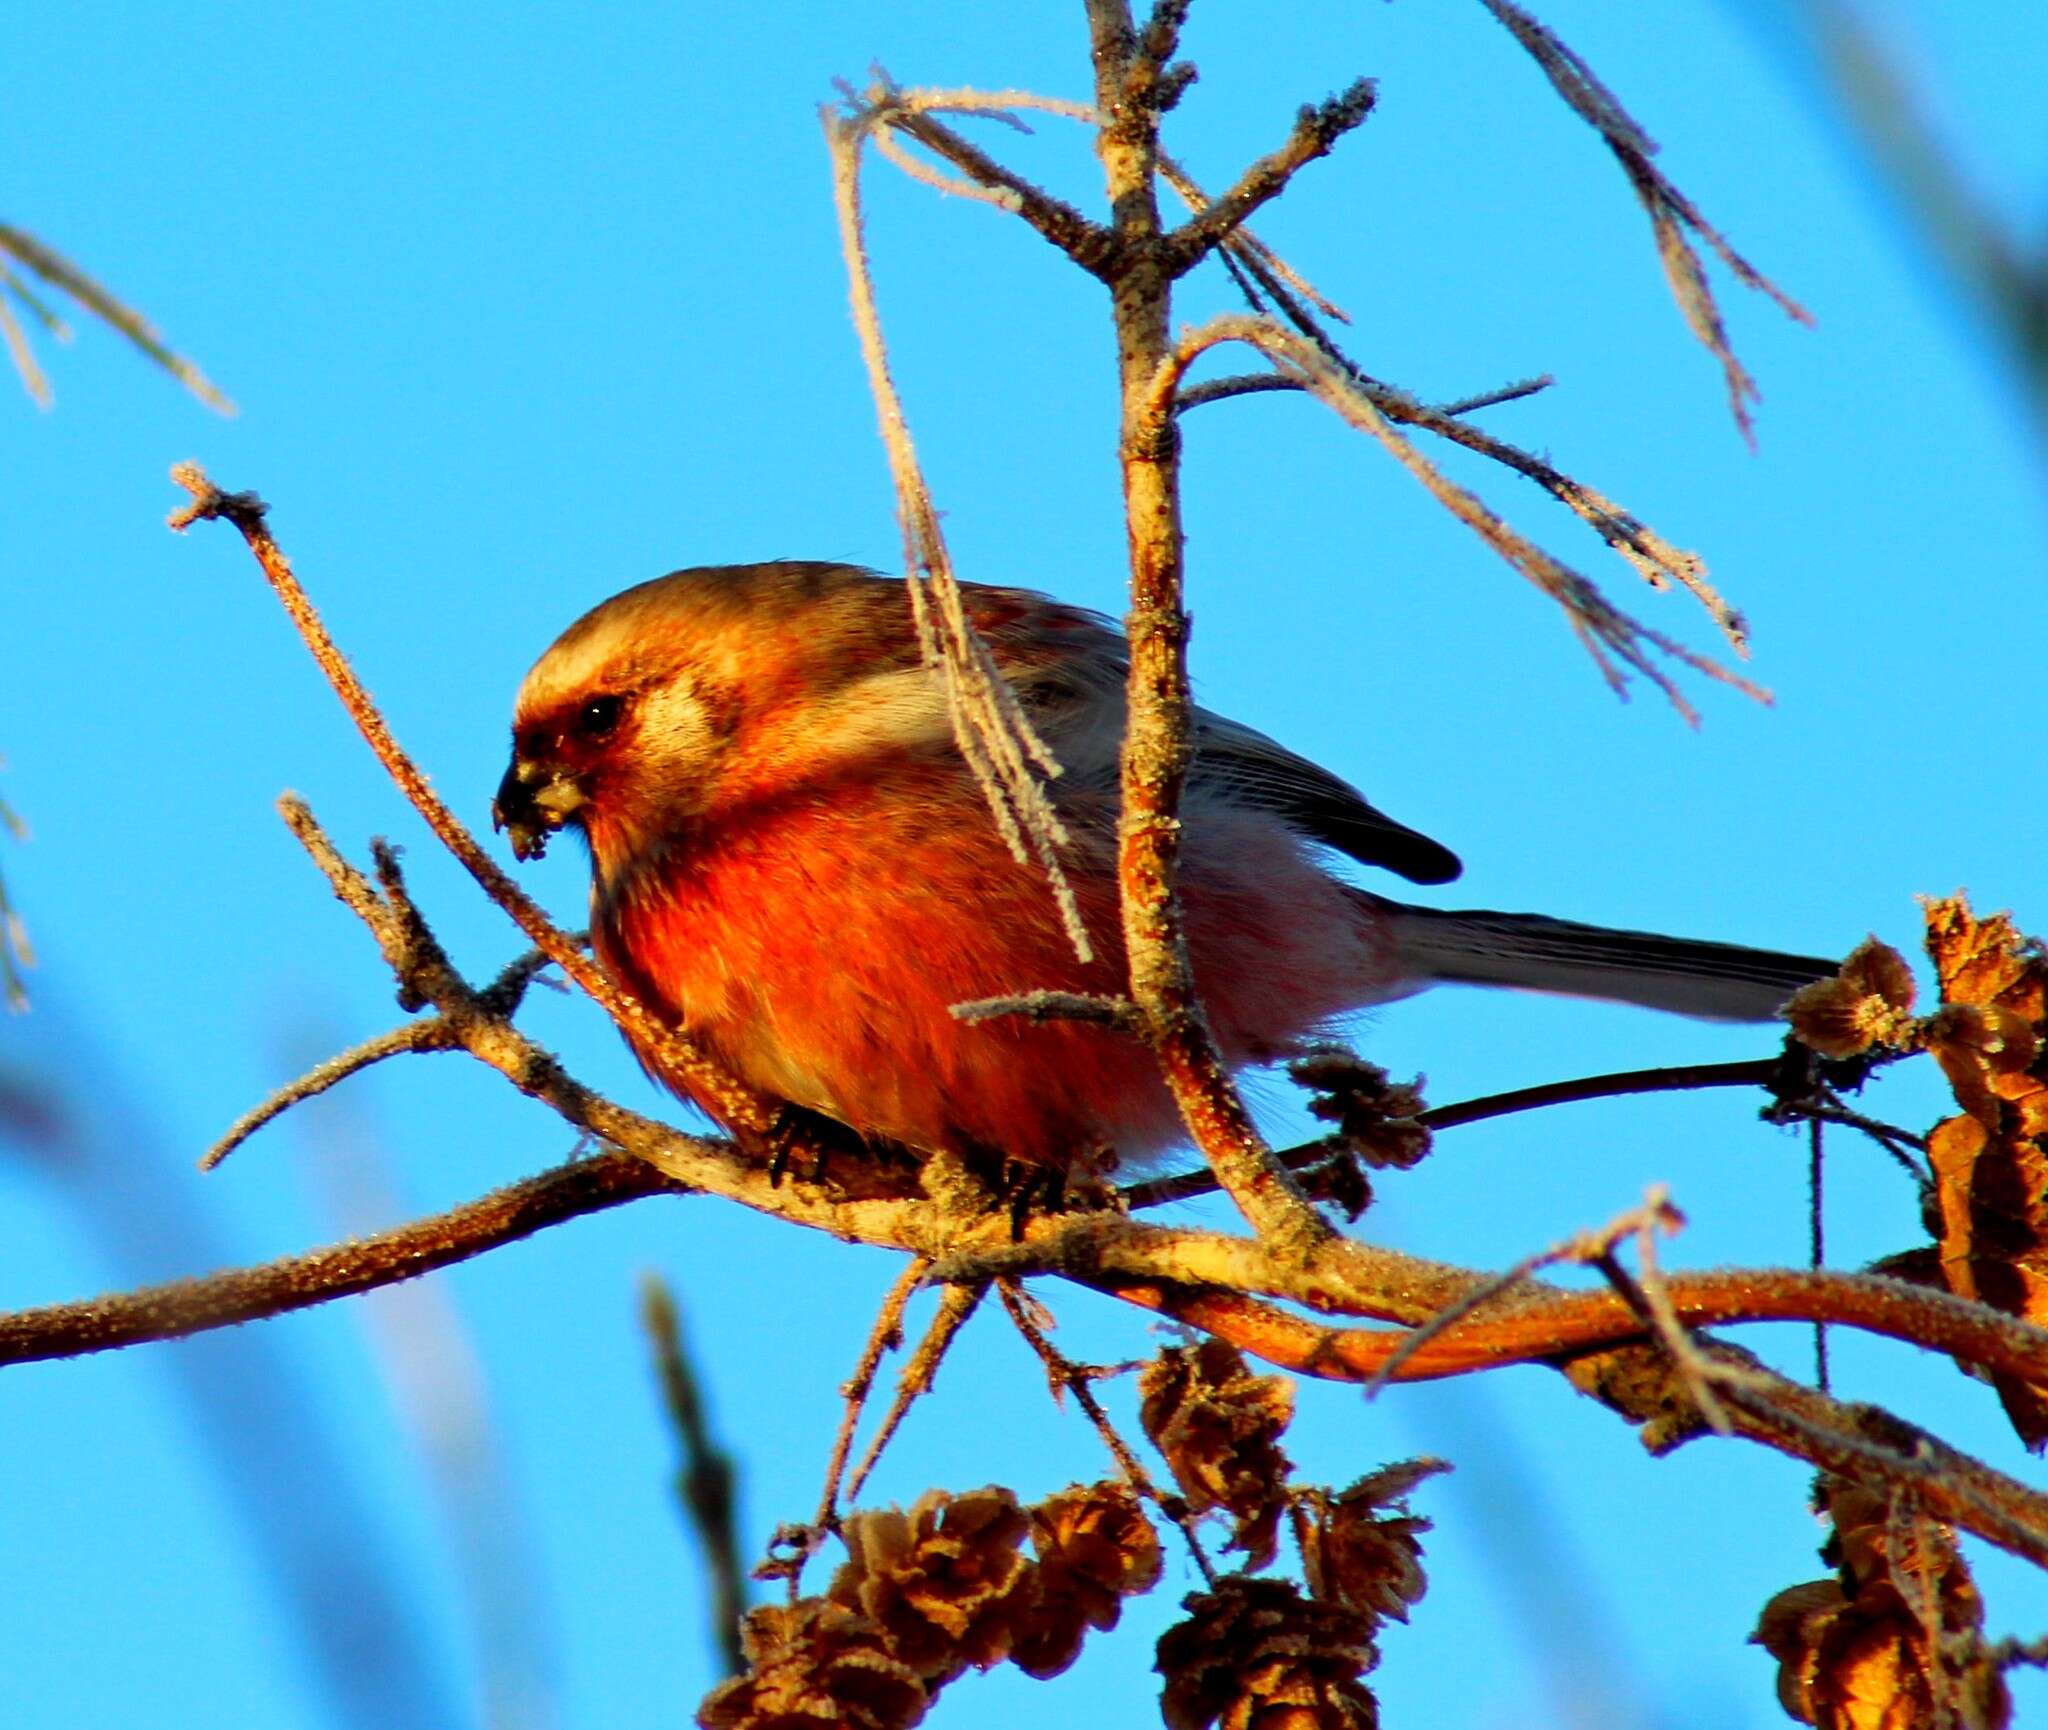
[827,1487,1032,1682]
[1783,938,1919,1060]
[1295,1459,1446,1626]
[1010,1481,1165,1679]
[1156,1577,1379,1730]
[1751,1480,2009,1730]
[1140,1339,1296,1568]
[697,1601,927,1730]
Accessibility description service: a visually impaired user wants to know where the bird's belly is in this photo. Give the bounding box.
[594,792,1394,1172]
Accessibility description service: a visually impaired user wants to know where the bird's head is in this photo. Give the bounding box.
[494,562,968,873]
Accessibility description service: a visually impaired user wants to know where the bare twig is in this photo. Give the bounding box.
[1176,369,1555,420]
[1121,1058,1783,1212]
[788,1256,931,1585]
[823,104,1097,965]
[997,1279,1216,1583]
[640,1274,747,1676]
[843,1281,987,1505]
[1172,371,1305,415]
[1584,1188,1761,1435]
[1149,314,1764,718]
[1363,1184,1689,1397]
[950,990,1144,1031]
[1475,0,1810,442]
[1202,202,1751,651]
[1435,373,1557,415]
[1160,79,1378,274]
[1155,152,1352,322]
[201,1019,458,1171]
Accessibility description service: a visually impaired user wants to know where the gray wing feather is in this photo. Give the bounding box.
[1193,712,1462,885]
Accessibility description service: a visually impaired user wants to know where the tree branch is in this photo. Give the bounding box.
[1160,79,1377,275]
[1086,0,1332,1257]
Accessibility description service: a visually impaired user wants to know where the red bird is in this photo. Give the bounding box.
[495,562,1832,1175]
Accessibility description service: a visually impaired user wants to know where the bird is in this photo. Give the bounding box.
[494,560,1836,1177]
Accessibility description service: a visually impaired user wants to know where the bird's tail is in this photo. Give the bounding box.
[1364,894,1838,1023]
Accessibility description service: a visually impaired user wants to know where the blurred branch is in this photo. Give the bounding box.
[1805,0,2048,438]
[0,772,32,1011]
[641,1275,747,1677]
[0,222,232,412]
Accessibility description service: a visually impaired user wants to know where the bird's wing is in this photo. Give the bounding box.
[1193,712,1463,886]
[959,581,1461,886]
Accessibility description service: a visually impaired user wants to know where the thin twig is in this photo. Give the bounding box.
[1177,369,1555,420]
[1160,79,1378,275]
[794,1256,931,1583]
[1435,373,1556,415]
[1588,1189,1739,1435]
[823,103,1097,965]
[1363,1185,1686,1397]
[1174,372,1305,414]
[1475,0,1810,443]
[950,991,1143,1031]
[1123,1057,1780,1210]
[640,1274,747,1676]
[843,1281,987,1505]
[1148,314,1765,718]
[1208,209,1751,650]
[1809,1116,1831,1393]
[201,1019,458,1170]
[997,1279,1216,1584]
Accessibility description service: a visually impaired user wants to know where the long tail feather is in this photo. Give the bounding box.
[1367,894,1837,1023]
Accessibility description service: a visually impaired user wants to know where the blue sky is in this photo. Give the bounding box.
[2,3,2044,1727]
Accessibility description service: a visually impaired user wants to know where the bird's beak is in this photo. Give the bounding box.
[492,754,590,862]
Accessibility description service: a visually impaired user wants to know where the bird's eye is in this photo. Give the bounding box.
[577,695,624,738]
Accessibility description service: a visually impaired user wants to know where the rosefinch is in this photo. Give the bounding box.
[494,562,1832,1173]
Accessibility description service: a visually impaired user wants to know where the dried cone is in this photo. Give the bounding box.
[697,1600,928,1730]
[1919,897,2048,1448]
[1296,1459,1447,1627]
[1286,1049,1432,1171]
[827,1486,1032,1682]
[1140,1339,1296,1568]
[1751,1479,2009,1730]
[1783,938,1919,1059]
[1010,1481,1165,1679]
[1157,1577,1380,1730]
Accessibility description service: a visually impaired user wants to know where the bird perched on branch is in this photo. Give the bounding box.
[495,561,1834,1175]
